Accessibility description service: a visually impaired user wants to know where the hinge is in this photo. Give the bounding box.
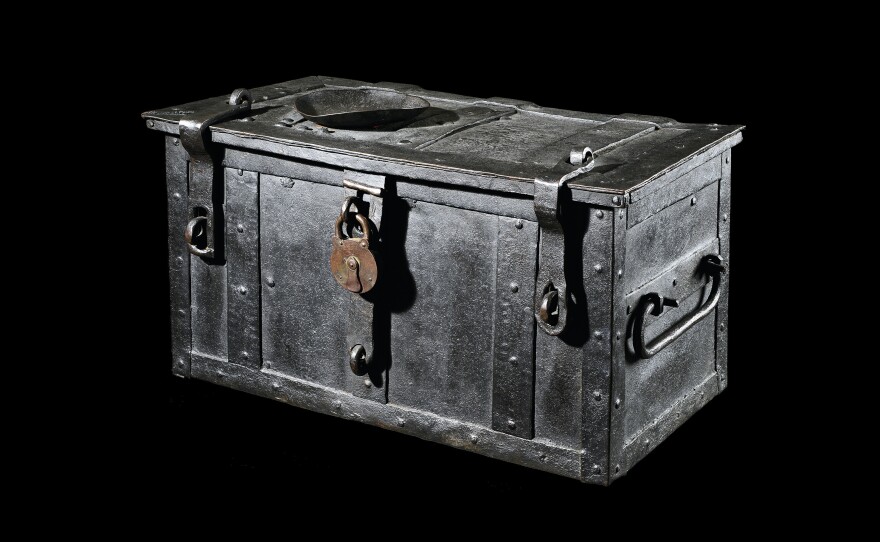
[179,88,253,260]
[533,147,595,335]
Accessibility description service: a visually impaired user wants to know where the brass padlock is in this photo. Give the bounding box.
[330,208,379,293]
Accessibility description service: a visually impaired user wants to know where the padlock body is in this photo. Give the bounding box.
[330,235,379,293]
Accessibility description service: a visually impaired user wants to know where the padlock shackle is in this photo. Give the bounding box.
[335,200,371,244]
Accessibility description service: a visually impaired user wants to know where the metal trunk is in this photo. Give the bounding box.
[144,76,743,484]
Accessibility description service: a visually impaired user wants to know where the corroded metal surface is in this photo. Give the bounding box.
[145,77,743,484]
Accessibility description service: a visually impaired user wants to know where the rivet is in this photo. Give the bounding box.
[691,196,697,206]
[147,120,155,127]
[239,286,247,295]
[364,379,372,388]
[172,139,179,146]
[264,361,272,369]
[627,305,632,314]
[272,382,280,390]
[176,256,183,264]
[619,210,624,219]
[360,241,366,248]
[470,434,478,444]
[510,282,519,293]
[645,439,650,447]
[173,192,181,200]
[594,331,603,340]
[593,391,601,401]
[612,196,621,205]
[237,169,244,176]
[236,224,244,233]
[617,269,623,278]
[515,219,524,229]
[397,417,405,427]
[720,323,726,331]
[262,95,269,101]
[726,155,730,164]
[595,210,604,219]
[178,309,186,316]
[333,401,342,409]
[508,356,518,365]
[614,465,621,474]
[616,331,621,341]
[592,465,602,475]
[178,359,186,366]
[242,351,249,360]
[539,453,548,463]
[723,213,728,222]
[266,276,275,287]
[507,419,516,430]
[614,398,621,409]
[594,264,603,273]
[217,371,224,378]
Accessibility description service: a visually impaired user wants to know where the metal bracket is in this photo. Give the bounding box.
[179,88,252,259]
[342,170,388,404]
[534,148,594,335]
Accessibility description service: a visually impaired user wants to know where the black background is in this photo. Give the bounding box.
[114,39,787,505]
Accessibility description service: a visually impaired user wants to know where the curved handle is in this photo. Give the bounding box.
[633,254,726,359]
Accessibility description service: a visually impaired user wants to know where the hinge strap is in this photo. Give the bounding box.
[533,147,595,336]
[179,88,252,260]
[533,177,569,336]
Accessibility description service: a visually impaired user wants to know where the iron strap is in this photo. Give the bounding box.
[533,177,569,336]
[343,170,388,404]
[179,88,252,260]
[533,148,597,336]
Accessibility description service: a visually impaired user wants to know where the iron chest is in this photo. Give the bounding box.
[143,76,743,484]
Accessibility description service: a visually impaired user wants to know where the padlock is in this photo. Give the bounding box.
[330,209,379,294]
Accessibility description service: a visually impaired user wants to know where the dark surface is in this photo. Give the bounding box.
[294,87,430,128]
[113,45,781,502]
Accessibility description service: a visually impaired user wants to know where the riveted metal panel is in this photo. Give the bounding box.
[491,216,539,438]
[609,205,629,482]
[387,201,498,426]
[225,168,261,369]
[579,204,615,484]
[628,156,722,228]
[166,136,191,377]
[717,149,732,390]
[624,181,719,294]
[259,172,350,388]
[190,203,227,359]
[624,285,717,441]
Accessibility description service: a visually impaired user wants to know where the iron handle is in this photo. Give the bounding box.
[632,254,726,359]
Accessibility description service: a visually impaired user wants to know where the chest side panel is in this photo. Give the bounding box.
[618,152,726,463]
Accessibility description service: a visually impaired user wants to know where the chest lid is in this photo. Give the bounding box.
[143,76,743,204]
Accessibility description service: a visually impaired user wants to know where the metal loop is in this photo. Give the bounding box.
[229,88,252,106]
[335,197,371,243]
[569,146,594,166]
[184,216,213,257]
[632,255,725,359]
[350,344,369,375]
